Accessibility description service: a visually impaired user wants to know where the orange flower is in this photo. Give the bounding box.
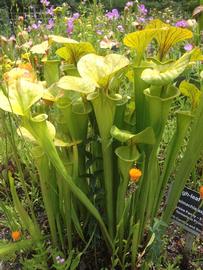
[3,63,36,84]
[129,168,142,182]
[200,186,203,200]
[11,231,21,241]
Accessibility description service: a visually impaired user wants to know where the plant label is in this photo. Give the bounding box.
[172,187,203,235]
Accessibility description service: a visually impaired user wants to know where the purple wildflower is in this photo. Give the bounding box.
[117,25,124,32]
[56,256,65,264]
[40,0,50,6]
[66,13,80,36]
[111,8,120,18]
[27,26,32,32]
[31,23,40,30]
[175,20,188,28]
[105,9,119,20]
[96,29,103,35]
[137,17,145,23]
[72,12,80,19]
[46,6,54,16]
[126,1,134,8]
[28,20,42,31]
[67,19,74,35]
[184,43,193,51]
[138,4,148,15]
[46,18,54,30]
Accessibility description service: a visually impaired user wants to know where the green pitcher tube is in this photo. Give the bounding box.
[32,146,58,247]
[56,97,72,140]
[71,100,92,141]
[143,85,179,223]
[43,59,60,87]
[144,86,180,144]
[56,97,91,141]
[87,91,122,238]
[115,145,140,224]
[87,91,122,139]
[162,93,203,225]
[133,67,149,133]
[154,111,193,216]
[114,95,129,129]
[23,114,113,251]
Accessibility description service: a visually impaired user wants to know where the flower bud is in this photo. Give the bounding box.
[11,231,21,241]
[129,168,142,182]
[200,186,203,200]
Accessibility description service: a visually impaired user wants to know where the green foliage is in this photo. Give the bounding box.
[0,240,33,260]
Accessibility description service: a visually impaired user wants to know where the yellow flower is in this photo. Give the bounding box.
[11,231,21,241]
[129,168,142,182]
[54,7,63,14]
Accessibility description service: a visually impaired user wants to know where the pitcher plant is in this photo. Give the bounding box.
[0,19,202,269]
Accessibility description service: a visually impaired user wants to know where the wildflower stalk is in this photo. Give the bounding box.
[2,113,37,225]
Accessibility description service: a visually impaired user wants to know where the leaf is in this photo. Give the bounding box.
[71,206,85,242]
[123,29,158,62]
[111,126,156,144]
[57,76,96,94]
[77,53,129,88]
[30,41,49,54]
[56,42,96,64]
[0,240,33,259]
[65,250,74,269]
[141,52,191,85]
[146,19,193,59]
[179,81,201,109]
[70,253,83,270]
[48,35,78,44]
[140,233,156,258]
[146,233,156,249]
[0,79,44,115]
